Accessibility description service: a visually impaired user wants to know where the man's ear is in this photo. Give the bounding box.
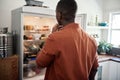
[57,12,62,25]
[57,12,62,20]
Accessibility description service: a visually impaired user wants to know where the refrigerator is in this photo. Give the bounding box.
[12,6,87,80]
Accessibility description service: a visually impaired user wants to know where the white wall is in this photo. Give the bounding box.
[0,0,26,32]
[103,0,120,22]
[0,0,103,32]
[77,0,103,25]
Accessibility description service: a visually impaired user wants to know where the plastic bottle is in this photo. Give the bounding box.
[95,15,98,26]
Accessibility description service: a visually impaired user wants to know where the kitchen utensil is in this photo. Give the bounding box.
[0,33,13,58]
[0,27,8,34]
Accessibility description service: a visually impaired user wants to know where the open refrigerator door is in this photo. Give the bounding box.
[12,6,56,80]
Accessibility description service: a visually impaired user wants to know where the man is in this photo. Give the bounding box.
[36,0,99,80]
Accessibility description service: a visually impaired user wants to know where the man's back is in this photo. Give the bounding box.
[36,23,98,80]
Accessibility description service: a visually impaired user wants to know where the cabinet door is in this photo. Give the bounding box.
[117,62,120,80]
[95,61,120,80]
[95,66,102,80]
[109,61,118,80]
[101,62,109,80]
[95,61,109,80]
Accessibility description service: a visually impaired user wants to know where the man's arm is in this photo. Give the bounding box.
[52,24,59,33]
[36,34,58,67]
[89,67,98,80]
[89,54,99,80]
[52,24,63,33]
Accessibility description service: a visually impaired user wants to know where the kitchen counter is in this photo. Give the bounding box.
[98,54,120,63]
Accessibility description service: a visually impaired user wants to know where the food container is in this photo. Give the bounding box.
[29,44,40,54]
[33,34,41,40]
[24,25,34,30]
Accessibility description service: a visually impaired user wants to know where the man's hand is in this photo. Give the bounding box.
[52,24,59,33]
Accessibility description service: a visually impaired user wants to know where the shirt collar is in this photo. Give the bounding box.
[59,22,78,31]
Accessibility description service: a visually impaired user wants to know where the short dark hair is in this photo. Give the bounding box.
[56,0,77,21]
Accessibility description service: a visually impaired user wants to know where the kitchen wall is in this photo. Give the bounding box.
[102,0,120,43]
[0,0,103,32]
[103,0,120,22]
[76,0,103,25]
[0,0,26,32]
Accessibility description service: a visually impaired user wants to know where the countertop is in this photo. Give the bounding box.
[98,54,120,63]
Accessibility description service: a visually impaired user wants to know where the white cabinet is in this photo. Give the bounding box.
[117,62,120,80]
[108,61,118,80]
[95,61,109,80]
[100,61,110,80]
[95,61,120,80]
[108,61,120,80]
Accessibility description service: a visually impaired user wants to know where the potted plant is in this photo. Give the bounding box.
[97,41,113,54]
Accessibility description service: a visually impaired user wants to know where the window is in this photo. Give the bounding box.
[110,13,120,46]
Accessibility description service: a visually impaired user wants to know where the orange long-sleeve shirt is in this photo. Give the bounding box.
[36,23,98,80]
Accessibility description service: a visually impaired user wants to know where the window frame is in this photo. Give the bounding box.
[109,12,120,46]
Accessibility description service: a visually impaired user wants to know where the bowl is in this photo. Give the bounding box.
[98,22,107,26]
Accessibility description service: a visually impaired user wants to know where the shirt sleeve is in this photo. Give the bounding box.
[36,34,58,67]
[91,37,99,70]
[92,53,99,70]
[89,53,99,80]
